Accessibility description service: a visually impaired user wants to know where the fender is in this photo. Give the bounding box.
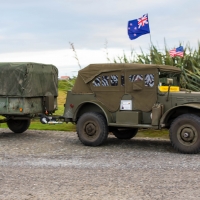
[160,103,200,127]
[73,100,114,124]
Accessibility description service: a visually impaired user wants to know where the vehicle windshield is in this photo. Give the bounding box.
[159,71,181,86]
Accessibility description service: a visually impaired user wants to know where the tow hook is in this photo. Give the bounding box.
[40,114,63,125]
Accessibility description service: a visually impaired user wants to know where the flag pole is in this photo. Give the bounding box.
[147,13,153,64]
[149,33,153,64]
[149,33,153,47]
[147,13,152,47]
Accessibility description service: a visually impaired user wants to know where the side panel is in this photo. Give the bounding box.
[0,97,47,115]
[116,111,142,125]
[63,91,95,119]
[0,97,7,113]
[8,98,24,113]
[23,98,44,114]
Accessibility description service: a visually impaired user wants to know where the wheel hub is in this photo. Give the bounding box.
[183,132,189,138]
[85,123,96,136]
[180,127,196,142]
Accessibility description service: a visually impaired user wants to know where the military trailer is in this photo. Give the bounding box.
[0,62,58,133]
[61,63,200,154]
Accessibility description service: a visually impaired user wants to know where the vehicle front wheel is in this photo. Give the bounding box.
[169,114,200,154]
[112,128,138,139]
[77,112,108,146]
[7,119,31,134]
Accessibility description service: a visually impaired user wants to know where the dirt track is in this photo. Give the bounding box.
[0,128,200,200]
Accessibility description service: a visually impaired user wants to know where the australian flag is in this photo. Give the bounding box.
[128,14,150,40]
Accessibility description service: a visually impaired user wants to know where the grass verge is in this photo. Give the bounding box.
[0,121,76,132]
[1,121,169,139]
[137,129,169,139]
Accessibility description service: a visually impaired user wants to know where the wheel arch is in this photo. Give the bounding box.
[73,101,113,124]
[160,103,200,128]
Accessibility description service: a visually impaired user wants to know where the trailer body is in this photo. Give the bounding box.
[0,62,58,133]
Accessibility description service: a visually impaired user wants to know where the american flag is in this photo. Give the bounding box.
[169,46,184,57]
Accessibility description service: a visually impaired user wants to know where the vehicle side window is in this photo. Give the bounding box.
[129,75,143,82]
[102,75,109,87]
[110,75,118,86]
[121,75,125,86]
[145,74,154,87]
[92,76,101,87]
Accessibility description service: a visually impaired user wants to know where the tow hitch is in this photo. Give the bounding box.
[40,114,64,125]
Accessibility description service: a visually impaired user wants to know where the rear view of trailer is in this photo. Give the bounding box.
[0,62,58,133]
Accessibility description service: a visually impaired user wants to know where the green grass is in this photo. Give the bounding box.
[58,78,76,91]
[0,119,169,138]
[0,121,76,132]
[29,121,76,131]
[55,105,65,116]
[136,129,169,139]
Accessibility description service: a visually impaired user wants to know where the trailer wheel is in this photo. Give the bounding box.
[112,128,138,139]
[77,112,108,146]
[7,119,31,134]
[170,114,200,154]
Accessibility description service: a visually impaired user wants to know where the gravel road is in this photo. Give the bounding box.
[0,128,200,200]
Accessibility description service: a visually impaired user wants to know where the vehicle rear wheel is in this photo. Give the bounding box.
[7,119,31,134]
[77,112,108,146]
[169,114,200,154]
[112,128,138,139]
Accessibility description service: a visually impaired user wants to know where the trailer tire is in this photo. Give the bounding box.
[170,114,200,154]
[77,112,108,146]
[7,119,31,134]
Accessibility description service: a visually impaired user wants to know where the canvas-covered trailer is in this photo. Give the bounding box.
[0,62,58,133]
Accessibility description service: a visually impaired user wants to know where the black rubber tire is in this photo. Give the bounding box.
[112,128,138,139]
[169,114,200,154]
[77,112,108,146]
[7,119,31,134]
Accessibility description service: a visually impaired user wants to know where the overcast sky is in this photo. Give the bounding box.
[0,0,199,77]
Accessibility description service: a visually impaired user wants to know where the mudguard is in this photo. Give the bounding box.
[160,103,200,127]
[73,100,114,124]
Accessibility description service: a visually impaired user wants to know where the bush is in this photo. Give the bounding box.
[112,42,200,91]
[58,77,76,91]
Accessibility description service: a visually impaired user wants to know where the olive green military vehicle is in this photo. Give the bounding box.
[0,62,58,133]
[62,63,200,154]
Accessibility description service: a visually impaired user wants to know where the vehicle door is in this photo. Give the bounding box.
[125,68,158,112]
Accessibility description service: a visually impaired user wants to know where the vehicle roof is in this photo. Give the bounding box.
[0,62,55,67]
[78,63,181,83]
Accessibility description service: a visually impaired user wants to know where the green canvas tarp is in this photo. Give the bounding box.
[77,63,181,84]
[0,62,58,97]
